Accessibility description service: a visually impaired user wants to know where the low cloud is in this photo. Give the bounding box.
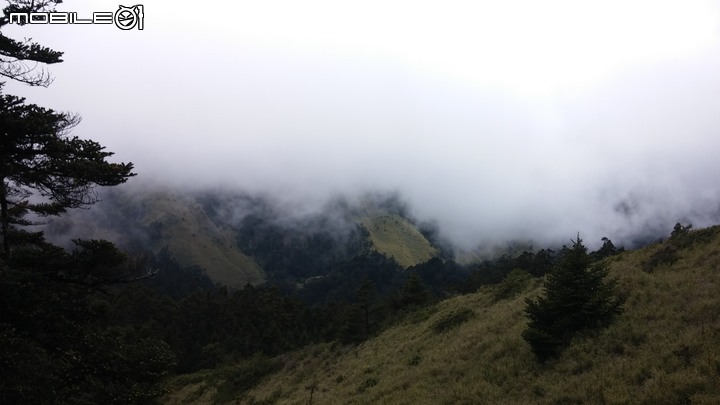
[7,1,720,252]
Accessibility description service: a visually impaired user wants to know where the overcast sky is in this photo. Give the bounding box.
[5,0,720,249]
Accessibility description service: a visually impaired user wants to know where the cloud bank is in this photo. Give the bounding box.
[5,0,720,250]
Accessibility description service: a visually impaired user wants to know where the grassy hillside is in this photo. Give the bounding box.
[359,214,438,268]
[140,192,264,288]
[68,188,441,287]
[164,225,720,404]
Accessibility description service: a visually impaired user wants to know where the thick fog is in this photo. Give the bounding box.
[5,0,720,250]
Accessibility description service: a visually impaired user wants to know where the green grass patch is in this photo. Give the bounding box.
[493,269,532,301]
[359,214,438,268]
[212,355,281,404]
[431,308,474,334]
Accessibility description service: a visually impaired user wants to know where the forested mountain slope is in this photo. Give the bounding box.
[165,225,720,404]
[47,188,441,288]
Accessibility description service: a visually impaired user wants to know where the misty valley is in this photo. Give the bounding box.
[7,183,720,404]
[4,0,720,403]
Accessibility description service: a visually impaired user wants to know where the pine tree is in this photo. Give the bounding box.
[0,4,175,401]
[0,91,135,256]
[522,235,624,361]
[0,0,134,258]
[398,273,430,308]
[1,0,65,86]
[356,278,375,338]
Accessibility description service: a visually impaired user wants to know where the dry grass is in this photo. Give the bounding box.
[166,226,720,404]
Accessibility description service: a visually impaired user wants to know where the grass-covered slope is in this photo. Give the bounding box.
[64,188,441,287]
[140,192,264,287]
[359,214,438,268]
[165,226,720,404]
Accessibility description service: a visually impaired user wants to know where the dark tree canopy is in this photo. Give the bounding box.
[0,91,135,255]
[0,0,134,255]
[0,0,64,86]
[0,3,178,402]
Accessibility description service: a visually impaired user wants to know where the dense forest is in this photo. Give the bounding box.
[3,1,716,404]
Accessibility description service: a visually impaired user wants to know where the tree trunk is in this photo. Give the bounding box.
[0,179,9,255]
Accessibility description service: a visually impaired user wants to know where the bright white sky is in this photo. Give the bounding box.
[5,0,720,248]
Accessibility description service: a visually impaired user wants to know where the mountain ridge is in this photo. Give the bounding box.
[163,224,720,404]
[46,187,441,288]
